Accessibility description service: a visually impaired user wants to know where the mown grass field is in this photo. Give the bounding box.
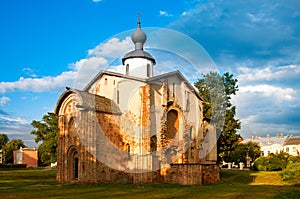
[0,168,299,199]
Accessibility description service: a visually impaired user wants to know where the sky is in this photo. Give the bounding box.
[0,0,299,147]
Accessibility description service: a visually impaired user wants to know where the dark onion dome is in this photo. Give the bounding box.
[122,20,156,65]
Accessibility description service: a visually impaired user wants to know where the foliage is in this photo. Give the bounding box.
[0,133,9,149]
[31,112,58,166]
[252,152,290,171]
[195,72,241,163]
[0,164,27,168]
[230,141,260,164]
[281,162,300,185]
[2,139,25,164]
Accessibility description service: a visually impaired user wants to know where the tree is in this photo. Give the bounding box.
[230,141,260,164]
[31,112,58,166]
[195,71,241,163]
[0,133,9,149]
[3,139,25,164]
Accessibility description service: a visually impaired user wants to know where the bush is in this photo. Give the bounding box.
[0,164,27,169]
[281,162,300,185]
[252,152,290,171]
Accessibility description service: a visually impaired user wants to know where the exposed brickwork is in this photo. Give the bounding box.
[202,164,220,184]
[55,73,220,186]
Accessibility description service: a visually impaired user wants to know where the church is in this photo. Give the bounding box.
[54,19,220,185]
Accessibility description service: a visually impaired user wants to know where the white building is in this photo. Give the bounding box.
[243,134,300,157]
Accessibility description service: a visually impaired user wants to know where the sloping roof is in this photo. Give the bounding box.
[83,70,204,102]
[83,70,146,91]
[54,88,122,115]
[284,137,300,146]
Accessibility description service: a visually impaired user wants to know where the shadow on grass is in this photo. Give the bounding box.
[0,168,300,199]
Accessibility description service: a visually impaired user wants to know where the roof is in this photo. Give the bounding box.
[122,49,156,65]
[83,70,146,91]
[54,88,122,115]
[242,136,287,146]
[84,69,204,102]
[284,137,300,146]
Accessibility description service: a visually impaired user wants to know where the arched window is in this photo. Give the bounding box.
[150,135,157,152]
[68,117,76,136]
[166,110,179,139]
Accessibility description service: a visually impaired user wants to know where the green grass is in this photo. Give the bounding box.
[0,169,300,199]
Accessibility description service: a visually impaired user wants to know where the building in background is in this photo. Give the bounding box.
[243,134,300,157]
[13,147,38,167]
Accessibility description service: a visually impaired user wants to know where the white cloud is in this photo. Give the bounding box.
[0,71,77,94]
[239,84,296,102]
[22,67,37,77]
[71,57,109,89]
[0,96,10,106]
[0,37,134,93]
[237,65,300,83]
[88,37,132,58]
[159,10,173,17]
[0,116,28,125]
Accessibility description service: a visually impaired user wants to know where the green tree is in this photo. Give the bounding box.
[0,133,9,149]
[195,72,241,163]
[230,141,260,164]
[31,112,58,166]
[3,139,25,164]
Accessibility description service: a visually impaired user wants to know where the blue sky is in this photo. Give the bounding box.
[0,0,299,147]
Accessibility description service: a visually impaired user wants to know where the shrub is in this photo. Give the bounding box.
[252,152,290,171]
[281,162,300,185]
[0,164,27,169]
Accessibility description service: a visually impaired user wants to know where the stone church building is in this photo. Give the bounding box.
[55,20,220,185]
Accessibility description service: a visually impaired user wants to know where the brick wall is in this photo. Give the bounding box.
[202,164,220,184]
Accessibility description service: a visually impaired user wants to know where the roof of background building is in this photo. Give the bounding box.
[284,137,300,146]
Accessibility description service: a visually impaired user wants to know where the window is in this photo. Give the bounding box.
[147,63,151,77]
[166,110,179,139]
[286,147,289,153]
[126,143,130,158]
[126,64,129,75]
[172,83,175,98]
[186,91,190,111]
[104,78,108,85]
[150,135,157,152]
[117,90,120,104]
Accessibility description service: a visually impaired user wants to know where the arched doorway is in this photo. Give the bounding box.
[73,152,79,180]
[67,146,79,181]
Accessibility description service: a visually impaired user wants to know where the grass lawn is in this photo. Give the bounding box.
[0,168,299,199]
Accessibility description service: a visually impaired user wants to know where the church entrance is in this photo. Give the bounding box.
[67,146,79,181]
[73,153,79,179]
